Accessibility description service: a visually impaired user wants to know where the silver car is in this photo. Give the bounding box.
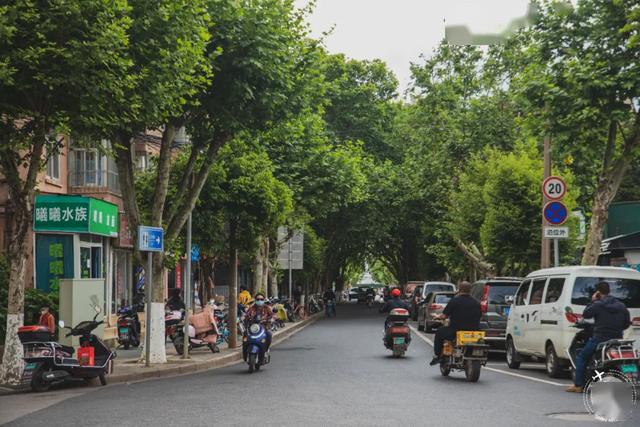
[417,292,455,332]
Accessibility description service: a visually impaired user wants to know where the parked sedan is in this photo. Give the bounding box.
[417,292,455,332]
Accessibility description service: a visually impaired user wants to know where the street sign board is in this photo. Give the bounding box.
[191,245,200,262]
[542,176,567,200]
[544,226,569,239]
[277,226,303,270]
[544,201,568,225]
[137,226,163,252]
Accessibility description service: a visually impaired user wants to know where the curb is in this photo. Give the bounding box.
[108,312,322,385]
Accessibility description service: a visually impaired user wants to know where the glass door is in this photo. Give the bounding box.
[80,247,91,278]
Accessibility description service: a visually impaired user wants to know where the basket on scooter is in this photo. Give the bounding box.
[387,308,410,323]
[18,325,52,343]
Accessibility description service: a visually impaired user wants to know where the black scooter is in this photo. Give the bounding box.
[19,307,116,392]
[117,304,141,350]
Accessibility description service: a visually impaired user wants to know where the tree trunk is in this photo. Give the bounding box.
[269,268,278,300]
[581,168,630,264]
[252,242,263,296]
[582,122,639,265]
[261,237,269,295]
[0,230,30,384]
[455,238,496,278]
[0,123,45,384]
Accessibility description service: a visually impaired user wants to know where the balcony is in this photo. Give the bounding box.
[68,170,120,195]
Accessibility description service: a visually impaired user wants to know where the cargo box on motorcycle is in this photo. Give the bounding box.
[387,308,410,323]
[18,325,52,343]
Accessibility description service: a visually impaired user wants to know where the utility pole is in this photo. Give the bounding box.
[541,135,552,269]
[182,210,192,359]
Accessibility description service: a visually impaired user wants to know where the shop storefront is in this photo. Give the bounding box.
[33,195,119,313]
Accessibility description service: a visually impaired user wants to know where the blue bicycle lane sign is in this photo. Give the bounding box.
[544,201,568,225]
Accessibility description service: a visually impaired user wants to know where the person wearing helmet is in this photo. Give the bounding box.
[245,293,273,351]
[379,288,410,329]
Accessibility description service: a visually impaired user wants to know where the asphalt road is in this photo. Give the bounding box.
[2,304,637,426]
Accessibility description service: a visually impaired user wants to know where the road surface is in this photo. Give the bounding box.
[2,304,636,426]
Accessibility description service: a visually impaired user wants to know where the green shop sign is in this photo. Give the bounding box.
[34,195,118,237]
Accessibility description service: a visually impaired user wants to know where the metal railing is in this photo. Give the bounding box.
[68,170,120,193]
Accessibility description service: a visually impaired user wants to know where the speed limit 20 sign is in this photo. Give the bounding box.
[542,176,567,200]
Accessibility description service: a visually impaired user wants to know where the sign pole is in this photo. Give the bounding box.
[145,251,152,367]
[554,238,560,267]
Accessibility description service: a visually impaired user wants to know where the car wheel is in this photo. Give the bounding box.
[506,337,521,369]
[545,343,563,378]
[425,321,433,333]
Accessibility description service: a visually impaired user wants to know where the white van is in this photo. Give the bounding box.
[505,266,640,378]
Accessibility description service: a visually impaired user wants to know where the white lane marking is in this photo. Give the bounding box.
[408,324,571,387]
[409,324,433,346]
[483,367,570,386]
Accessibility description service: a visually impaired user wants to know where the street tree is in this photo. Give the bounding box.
[0,0,131,384]
[515,0,640,265]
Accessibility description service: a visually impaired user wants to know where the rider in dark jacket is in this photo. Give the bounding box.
[379,288,410,314]
[566,281,631,393]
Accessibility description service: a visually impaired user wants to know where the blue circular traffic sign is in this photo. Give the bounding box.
[544,201,568,225]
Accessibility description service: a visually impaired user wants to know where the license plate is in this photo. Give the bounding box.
[393,337,405,345]
[119,327,129,334]
[621,364,638,374]
[503,307,510,316]
[25,362,37,370]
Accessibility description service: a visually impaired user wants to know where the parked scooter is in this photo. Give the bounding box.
[171,306,219,355]
[164,308,184,342]
[565,307,639,384]
[383,308,411,358]
[242,317,271,373]
[19,306,115,392]
[117,304,141,350]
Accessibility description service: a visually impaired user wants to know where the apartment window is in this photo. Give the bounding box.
[135,152,148,171]
[46,151,60,180]
[72,149,100,186]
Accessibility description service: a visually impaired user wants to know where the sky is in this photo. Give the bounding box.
[295,0,532,92]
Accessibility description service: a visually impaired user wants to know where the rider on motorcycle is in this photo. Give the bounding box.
[380,288,410,328]
[245,293,273,351]
[566,281,631,393]
[430,281,481,365]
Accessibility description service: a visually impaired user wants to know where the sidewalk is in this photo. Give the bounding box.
[1,313,321,391]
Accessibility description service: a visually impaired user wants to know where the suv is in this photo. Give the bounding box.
[470,278,522,350]
[410,282,456,320]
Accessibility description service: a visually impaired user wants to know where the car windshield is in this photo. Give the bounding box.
[434,294,452,304]
[487,283,519,305]
[571,277,640,307]
[425,284,453,294]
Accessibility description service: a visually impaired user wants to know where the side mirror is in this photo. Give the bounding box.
[58,320,65,328]
[505,295,515,305]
